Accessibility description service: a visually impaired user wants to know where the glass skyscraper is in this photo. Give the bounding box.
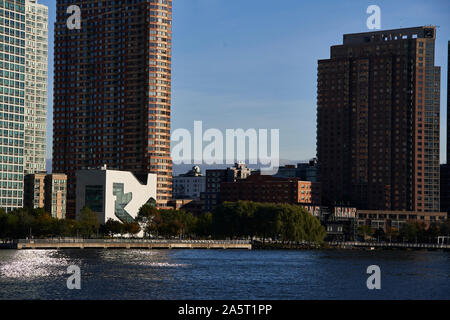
[24,0,47,175]
[0,0,47,212]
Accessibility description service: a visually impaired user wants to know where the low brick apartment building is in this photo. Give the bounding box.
[357,210,447,232]
[220,174,321,205]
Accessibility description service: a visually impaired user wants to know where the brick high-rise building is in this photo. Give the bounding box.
[440,165,449,218]
[441,41,450,218]
[24,172,67,219]
[447,41,450,164]
[317,27,441,212]
[53,0,173,217]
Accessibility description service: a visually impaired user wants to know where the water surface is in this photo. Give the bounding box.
[0,249,449,300]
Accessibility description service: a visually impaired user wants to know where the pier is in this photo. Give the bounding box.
[1,239,252,250]
[329,241,450,250]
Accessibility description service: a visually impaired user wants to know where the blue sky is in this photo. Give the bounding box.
[41,0,449,162]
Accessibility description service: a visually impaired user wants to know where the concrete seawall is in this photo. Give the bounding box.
[1,240,252,250]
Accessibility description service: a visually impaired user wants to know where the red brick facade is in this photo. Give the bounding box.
[53,0,173,217]
[220,174,321,205]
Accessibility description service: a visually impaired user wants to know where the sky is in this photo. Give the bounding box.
[40,0,450,163]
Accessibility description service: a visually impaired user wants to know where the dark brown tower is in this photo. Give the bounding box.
[317,27,440,212]
[447,40,450,164]
[53,0,173,218]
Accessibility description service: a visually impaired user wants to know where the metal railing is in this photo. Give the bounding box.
[329,241,450,249]
[16,239,251,245]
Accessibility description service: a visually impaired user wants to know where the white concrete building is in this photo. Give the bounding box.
[173,166,206,200]
[75,167,157,224]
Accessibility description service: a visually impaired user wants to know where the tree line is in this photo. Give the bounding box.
[211,201,327,243]
[0,207,102,239]
[135,201,327,243]
[358,220,450,243]
[0,201,326,243]
[4,202,446,244]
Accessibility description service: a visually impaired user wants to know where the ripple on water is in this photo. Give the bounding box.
[0,250,70,280]
[0,250,448,299]
[99,250,190,268]
[134,262,190,268]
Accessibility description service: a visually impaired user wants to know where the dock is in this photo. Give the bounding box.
[1,239,252,250]
[329,241,450,250]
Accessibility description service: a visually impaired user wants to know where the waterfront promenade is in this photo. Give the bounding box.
[0,239,252,250]
[2,239,449,251]
[251,240,450,251]
[328,241,450,250]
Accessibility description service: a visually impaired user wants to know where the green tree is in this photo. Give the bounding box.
[400,221,425,243]
[124,222,141,237]
[213,201,255,238]
[79,206,99,238]
[177,210,196,238]
[426,223,440,243]
[158,210,182,238]
[253,204,279,242]
[212,201,326,243]
[439,220,450,236]
[0,208,8,239]
[373,228,385,242]
[11,208,35,238]
[32,209,57,238]
[195,212,213,238]
[136,204,160,237]
[358,225,375,241]
[277,204,325,243]
[53,219,78,238]
[103,219,123,237]
[5,214,20,239]
[385,227,400,242]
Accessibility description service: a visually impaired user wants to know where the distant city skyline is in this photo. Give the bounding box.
[40,0,449,163]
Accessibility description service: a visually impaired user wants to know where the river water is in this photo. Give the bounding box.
[0,249,449,300]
